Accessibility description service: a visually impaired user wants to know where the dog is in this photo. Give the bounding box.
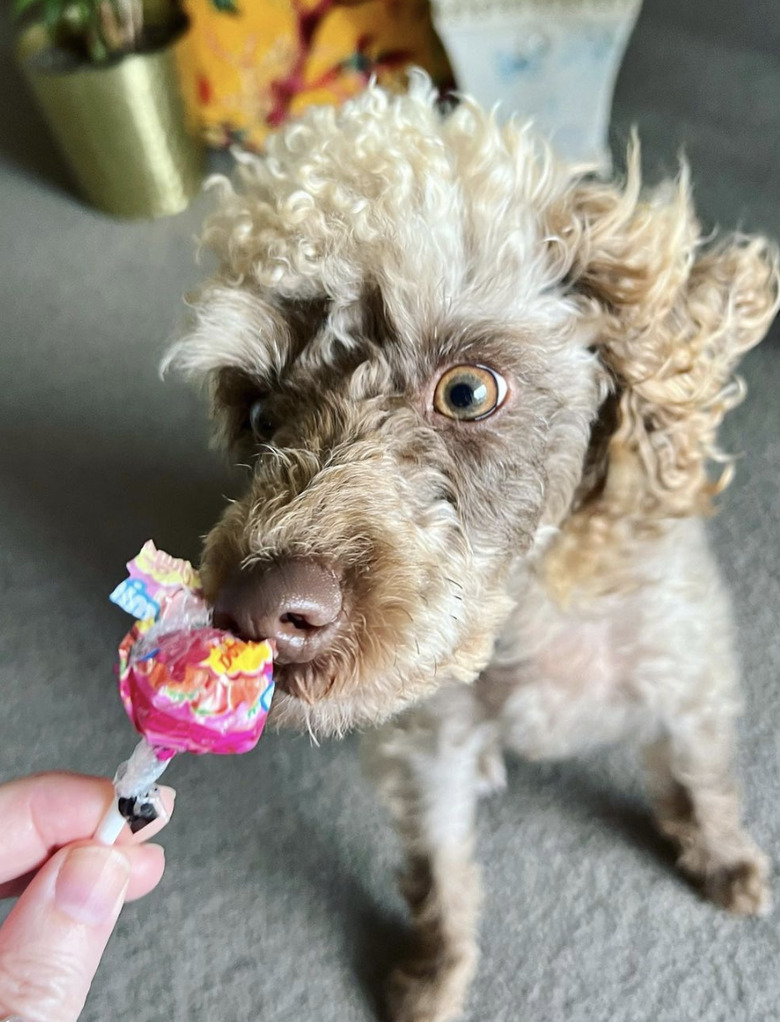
[164,72,779,1022]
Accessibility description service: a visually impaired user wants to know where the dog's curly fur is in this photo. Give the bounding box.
[166,73,780,1022]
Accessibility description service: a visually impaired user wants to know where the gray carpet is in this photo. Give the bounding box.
[1,1,779,1020]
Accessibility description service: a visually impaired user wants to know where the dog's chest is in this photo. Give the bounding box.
[486,577,646,758]
[517,598,636,695]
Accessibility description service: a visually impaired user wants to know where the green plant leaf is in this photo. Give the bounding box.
[11,0,43,19]
[42,0,69,32]
[63,0,90,29]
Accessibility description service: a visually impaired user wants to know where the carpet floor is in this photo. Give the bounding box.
[1,0,779,1019]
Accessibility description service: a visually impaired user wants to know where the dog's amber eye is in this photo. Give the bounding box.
[433,365,507,421]
[248,397,275,440]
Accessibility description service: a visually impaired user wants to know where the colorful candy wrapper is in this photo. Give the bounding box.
[94,541,274,844]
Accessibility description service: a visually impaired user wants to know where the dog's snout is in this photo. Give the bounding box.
[212,559,343,664]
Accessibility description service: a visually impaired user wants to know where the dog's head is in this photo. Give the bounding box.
[166,74,778,736]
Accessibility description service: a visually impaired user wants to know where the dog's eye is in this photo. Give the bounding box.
[248,397,276,440]
[433,365,507,421]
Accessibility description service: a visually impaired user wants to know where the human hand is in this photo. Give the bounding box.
[0,773,175,1022]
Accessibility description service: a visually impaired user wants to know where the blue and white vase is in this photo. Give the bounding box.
[433,0,642,164]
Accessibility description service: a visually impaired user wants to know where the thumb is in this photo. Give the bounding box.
[0,844,131,1022]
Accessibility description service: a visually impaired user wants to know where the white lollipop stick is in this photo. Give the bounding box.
[94,739,172,845]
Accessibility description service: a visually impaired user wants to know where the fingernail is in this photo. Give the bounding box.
[159,786,177,815]
[55,846,131,926]
[153,786,176,830]
[127,787,176,845]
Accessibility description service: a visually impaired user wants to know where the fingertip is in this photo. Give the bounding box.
[124,844,166,902]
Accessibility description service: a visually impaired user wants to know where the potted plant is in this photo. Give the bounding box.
[14,0,205,218]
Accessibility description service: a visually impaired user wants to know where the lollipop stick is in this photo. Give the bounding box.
[94,802,127,846]
[93,739,173,844]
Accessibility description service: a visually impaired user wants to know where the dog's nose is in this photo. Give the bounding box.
[212,559,343,664]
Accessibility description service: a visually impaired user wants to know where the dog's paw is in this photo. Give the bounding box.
[702,852,772,916]
[386,953,475,1022]
[475,744,507,799]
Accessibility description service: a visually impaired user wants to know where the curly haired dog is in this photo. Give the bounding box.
[165,73,780,1022]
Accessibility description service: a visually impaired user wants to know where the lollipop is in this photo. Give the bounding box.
[95,541,274,843]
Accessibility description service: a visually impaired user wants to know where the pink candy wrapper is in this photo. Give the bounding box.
[110,541,274,757]
[93,542,274,844]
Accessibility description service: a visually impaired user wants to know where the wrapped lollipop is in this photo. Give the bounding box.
[94,541,274,843]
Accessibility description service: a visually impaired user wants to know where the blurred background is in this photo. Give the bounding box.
[1,1,778,1020]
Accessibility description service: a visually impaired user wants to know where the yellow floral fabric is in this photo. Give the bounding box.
[181,0,454,149]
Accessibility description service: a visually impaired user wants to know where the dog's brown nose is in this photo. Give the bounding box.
[212,559,342,664]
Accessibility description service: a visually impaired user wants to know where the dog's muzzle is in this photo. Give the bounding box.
[212,559,343,667]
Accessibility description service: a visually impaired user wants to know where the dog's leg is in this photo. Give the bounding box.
[362,684,494,1022]
[642,721,770,916]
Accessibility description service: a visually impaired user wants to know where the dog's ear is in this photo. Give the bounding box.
[542,143,779,598]
[161,283,293,452]
[559,142,779,521]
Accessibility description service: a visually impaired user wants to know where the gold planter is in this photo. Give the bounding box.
[16,22,205,219]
